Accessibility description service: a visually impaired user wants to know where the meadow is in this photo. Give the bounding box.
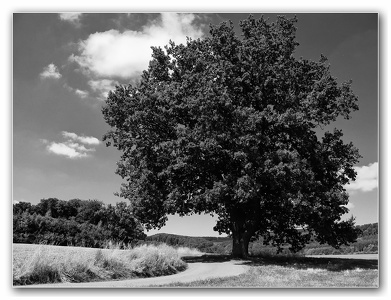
[13,243,378,288]
[13,243,191,286]
[156,254,379,288]
[152,265,379,288]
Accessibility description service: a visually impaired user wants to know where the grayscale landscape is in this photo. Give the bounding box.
[13,12,378,288]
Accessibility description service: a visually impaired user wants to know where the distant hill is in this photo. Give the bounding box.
[146,222,378,255]
[356,222,378,237]
[145,233,232,254]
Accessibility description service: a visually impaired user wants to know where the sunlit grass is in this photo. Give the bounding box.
[152,265,378,288]
[152,254,379,288]
[13,244,378,288]
[13,243,188,285]
[176,246,204,257]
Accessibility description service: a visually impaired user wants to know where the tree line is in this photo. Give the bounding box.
[13,197,377,255]
[147,223,378,255]
[13,198,146,248]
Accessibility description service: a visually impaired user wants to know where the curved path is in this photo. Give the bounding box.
[28,259,250,288]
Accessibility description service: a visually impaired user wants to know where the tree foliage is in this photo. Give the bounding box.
[102,15,361,257]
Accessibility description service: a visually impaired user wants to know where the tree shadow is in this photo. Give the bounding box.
[182,254,378,272]
[181,254,232,263]
[240,255,378,272]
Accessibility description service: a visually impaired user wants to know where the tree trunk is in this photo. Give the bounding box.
[231,221,252,259]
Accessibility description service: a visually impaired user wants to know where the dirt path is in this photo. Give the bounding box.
[27,260,250,288]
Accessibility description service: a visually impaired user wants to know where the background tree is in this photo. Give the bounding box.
[13,199,146,247]
[97,202,146,245]
[102,15,361,258]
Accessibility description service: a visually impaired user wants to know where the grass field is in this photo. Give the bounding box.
[13,243,189,286]
[155,255,379,288]
[13,244,378,288]
[152,266,378,288]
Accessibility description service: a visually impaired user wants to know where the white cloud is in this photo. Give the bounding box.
[78,136,100,145]
[345,162,378,192]
[40,63,62,79]
[62,131,100,145]
[44,131,100,159]
[59,13,82,24]
[47,142,89,159]
[61,131,78,140]
[62,83,90,99]
[343,202,355,210]
[88,79,117,100]
[70,13,204,79]
[67,142,94,152]
[74,89,89,98]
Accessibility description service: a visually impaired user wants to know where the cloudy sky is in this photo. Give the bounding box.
[13,13,378,237]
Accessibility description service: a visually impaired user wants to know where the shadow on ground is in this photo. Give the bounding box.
[182,254,232,263]
[182,254,378,272]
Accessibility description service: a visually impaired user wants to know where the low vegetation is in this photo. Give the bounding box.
[154,255,378,288]
[153,266,378,288]
[175,246,204,257]
[13,243,188,286]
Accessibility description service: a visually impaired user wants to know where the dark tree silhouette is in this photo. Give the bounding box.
[102,15,361,258]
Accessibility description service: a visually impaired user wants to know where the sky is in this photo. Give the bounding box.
[12,12,378,237]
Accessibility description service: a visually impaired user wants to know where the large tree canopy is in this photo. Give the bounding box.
[102,15,361,258]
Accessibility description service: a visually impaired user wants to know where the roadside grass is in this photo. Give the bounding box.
[153,255,379,288]
[176,246,204,257]
[153,265,378,288]
[13,243,188,286]
[13,244,378,288]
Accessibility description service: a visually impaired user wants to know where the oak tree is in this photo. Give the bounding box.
[102,15,361,258]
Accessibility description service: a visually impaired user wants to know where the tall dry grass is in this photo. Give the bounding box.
[13,243,188,285]
[175,246,204,257]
